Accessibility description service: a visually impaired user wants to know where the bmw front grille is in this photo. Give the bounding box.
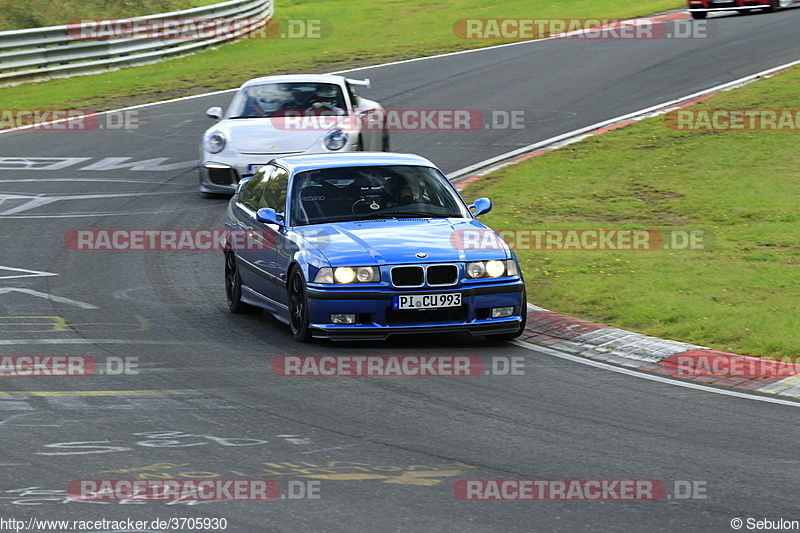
[390,265,458,287]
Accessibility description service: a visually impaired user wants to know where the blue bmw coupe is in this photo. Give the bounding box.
[223,152,526,342]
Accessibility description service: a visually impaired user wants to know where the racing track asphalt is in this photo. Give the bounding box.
[0,9,799,533]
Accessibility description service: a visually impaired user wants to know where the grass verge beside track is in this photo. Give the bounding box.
[0,0,681,111]
[0,0,220,31]
[460,67,800,357]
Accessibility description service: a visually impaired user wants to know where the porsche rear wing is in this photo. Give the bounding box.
[346,78,371,88]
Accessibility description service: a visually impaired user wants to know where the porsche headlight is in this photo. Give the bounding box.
[324,129,348,150]
[466,260,518,279]
[206,131,226,154]
[314,266,379,284]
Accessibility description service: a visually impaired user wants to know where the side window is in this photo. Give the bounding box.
[346,83,360,109]
[259,167,289,212]
[239,166,274,211]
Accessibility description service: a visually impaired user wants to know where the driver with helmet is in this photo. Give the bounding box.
[307,85,345,115]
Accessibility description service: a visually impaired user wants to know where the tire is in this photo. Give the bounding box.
[483,284,527,342]
[288,268,313,342]
[764,0,779,12]
[690,11,707,19]
[225,252,257,314]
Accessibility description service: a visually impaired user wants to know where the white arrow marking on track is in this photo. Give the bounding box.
[0,266,58,280]
[0,288,98,309]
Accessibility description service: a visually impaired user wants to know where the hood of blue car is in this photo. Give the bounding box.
[293,218,512,266]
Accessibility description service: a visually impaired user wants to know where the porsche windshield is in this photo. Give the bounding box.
[290,165,471,225]
[228,82,347,118]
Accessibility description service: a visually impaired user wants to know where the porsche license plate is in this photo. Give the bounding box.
[393,293,461,310]
[247,164,265,174]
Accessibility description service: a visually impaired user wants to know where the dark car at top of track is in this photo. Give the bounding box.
[687,0,800,18]
[222,152,526,342]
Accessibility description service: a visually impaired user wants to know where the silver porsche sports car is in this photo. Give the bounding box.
[200,74,388,194]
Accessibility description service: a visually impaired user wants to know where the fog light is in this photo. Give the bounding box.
[331,313,357,324]
[491,307,514,318]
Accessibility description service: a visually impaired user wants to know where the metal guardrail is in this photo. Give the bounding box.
[0,0,273,86]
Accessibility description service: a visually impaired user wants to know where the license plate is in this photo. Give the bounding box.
[247,164,265,174]
[393,293,461,310]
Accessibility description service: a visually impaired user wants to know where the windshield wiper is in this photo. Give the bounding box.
[354,213,399,220]
[307,216,358,224]
[385,211,437,218]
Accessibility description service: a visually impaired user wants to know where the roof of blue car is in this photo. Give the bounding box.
[271,152,439,175]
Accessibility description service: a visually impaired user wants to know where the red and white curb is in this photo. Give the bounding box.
[517,305,800,399]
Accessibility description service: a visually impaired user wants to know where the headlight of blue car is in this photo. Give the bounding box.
[314,266,380,284]
[466,260,519,279]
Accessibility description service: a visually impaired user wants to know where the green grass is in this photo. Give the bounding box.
[0,0,220,31]
[0,0,682,111]
[460,68,800,357]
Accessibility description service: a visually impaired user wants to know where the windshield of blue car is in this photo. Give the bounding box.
[290,165,472,226]
[227,82,347,118]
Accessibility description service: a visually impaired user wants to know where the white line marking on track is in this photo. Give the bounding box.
[0,288,97,309]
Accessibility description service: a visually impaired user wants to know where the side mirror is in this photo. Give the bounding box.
[206,106,223,120]
[256,208,284,226]
[469,197,492,217]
